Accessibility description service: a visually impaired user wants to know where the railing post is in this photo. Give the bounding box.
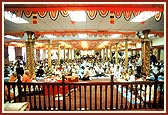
[153,73,158,108]
[111,74,114,83]
[17,81,22,102]
[62,75,66,110]
[110,74,114,110]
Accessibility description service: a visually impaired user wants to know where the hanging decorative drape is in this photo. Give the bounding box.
[60,11,69,17]
[15,10,23,17]
[38,11,47,18]
[23,10,32,18]
[65,33,71,37]
[123,11,132,21]
[4,9,164,39]
[49,11,59,21]
[8,10,163,23]
[114,11,122,19]
[132,11,141,17]
[154,12,162,22]
[87,10,97,20]
[55,33,61,37]
[99,10,109,18]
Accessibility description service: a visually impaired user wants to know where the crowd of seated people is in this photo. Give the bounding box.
[4,54,164,82]
[4,54,164,105]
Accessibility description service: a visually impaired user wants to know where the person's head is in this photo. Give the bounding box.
[159,72,164,76]
[136,54,140,58]
[81,66,85,69]
[135,74,140,80]
[12,72,17,77]
[25,70,30,76]
[142,73,147,80]
[39,66,43,69]
[128,70,134,75]
[9,72,18,82]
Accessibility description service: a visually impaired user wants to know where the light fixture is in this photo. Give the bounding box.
[59,41,66,46]
[81,41,88,48]
[35,42,43,47]
[44,34,57,38]
[78,34,88,38]
[141,34,156,38]
[148,34,155,38]
[10,42,20,44]
[130,11,159,22]
[16,43,25,47]
[110,34,121,38]
[68,11,86,22]
[4,11,29,24]
[102,41,109,45]
[5,35,20,39]
[98,41,109,48]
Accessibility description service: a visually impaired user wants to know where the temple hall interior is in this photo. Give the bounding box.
[3,3,165,112]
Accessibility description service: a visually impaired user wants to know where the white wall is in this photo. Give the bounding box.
[152,37,164,46]
[136,37,164,47]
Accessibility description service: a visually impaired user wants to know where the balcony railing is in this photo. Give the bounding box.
[4,76,164,111]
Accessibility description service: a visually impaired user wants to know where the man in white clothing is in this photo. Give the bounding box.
[136,54,142,76]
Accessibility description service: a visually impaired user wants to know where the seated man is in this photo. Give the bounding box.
[81,66,90,81]
[22,70,35,82]
[88,67,96,78]
[95,65,105,78]
[4,72,19,101]
[78,66,85,80]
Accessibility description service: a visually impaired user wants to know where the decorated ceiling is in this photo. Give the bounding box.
[4,3,164,50]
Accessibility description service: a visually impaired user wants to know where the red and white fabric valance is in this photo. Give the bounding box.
[38,11,47,18]
[87,10,97,20]
[49,11,59,21]
[99,10,109,18]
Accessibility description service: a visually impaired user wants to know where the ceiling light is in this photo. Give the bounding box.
[10,42,20,44]
[102,41,109,45]
[141,34,156,38]
[130,11,159,22]
[4,11,29,24]
[44,34,57,38]
[68,11,86,22]
[5,35,20,39]
[110,34,121,38]
[81,41,88,48]
[78,34,88,38]
[148,34,155,38]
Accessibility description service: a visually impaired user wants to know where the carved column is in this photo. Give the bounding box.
[25,31,35,78]
[115,43,118,64]
[110,45,112,61]
[125,39,128,70]
[106,47,108,61]
[57,43,61,65]
[63,46,66,61]
[47,40,51,68]
[141,30,151,76]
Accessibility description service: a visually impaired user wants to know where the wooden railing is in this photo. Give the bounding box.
[4,76,164,111]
